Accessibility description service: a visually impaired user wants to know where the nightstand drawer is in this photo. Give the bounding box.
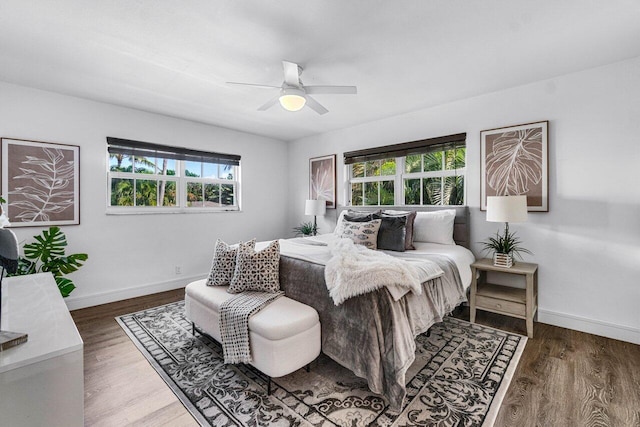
[475,295,525,317]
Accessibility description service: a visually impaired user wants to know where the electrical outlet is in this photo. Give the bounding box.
[175,265,182,275]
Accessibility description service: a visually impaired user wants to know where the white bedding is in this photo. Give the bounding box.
[381,242,475,290]
[266,233,475,291]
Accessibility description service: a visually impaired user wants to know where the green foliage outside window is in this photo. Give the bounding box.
[110,154,235,208]
[353,148,465,206]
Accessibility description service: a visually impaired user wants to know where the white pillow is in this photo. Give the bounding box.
[333,210,348,235]
[413,209,456,245]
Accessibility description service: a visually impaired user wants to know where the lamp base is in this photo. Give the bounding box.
[0,330,28,351]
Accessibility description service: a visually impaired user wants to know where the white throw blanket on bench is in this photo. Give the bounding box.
[219,291,284,364]
[324,238,444,305]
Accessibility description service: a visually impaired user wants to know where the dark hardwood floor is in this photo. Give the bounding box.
[72,289,640,427]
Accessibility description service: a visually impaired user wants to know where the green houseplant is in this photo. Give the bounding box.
[11,226,88,297]
[481,227,532,267]
[292,221,317,237]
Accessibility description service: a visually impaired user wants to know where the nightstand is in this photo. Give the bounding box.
[470,258,538,338]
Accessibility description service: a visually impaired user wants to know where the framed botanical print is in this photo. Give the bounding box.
[309,154,336,209]
[480,121,548,212]
[1,138,80,226]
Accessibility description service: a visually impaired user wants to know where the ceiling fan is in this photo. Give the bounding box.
[227,60,357,115]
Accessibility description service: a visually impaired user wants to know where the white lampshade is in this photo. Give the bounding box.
[486,195,528,223]
[305,199,326,216]
[279,88,306,112]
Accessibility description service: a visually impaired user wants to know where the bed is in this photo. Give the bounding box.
[264,206,474,411]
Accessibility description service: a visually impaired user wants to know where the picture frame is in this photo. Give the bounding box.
[309,154,336,209]
[480,121,548,212]
[1,138,80,227]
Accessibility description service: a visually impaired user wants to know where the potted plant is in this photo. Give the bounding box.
[0,196,8,228]
[481,228,532,268]
[10,226,88,297]
[292,221,317,237]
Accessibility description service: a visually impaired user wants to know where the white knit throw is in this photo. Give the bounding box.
[219,291,284,364]
[324,238,443,305]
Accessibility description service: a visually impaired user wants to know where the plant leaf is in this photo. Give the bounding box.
[55,276,76,298]
[486,128,543,196]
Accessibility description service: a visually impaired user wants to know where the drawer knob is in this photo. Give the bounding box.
[496,303,502,309]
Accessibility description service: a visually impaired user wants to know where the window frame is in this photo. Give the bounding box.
[106,146,241,214]
[348,148,466,207]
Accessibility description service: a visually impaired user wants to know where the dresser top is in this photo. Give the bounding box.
[1,273,83,373]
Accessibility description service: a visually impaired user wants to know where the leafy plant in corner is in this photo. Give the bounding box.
[292,221,317,237]
[10,226,88,297]
[481,227,532,260]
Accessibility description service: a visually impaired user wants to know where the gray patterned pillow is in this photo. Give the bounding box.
[340,219,382,250]
[228,240,281,293]
[206,239,255,286]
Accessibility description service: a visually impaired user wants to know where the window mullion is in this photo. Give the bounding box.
[396,156,404,206]
[180,160,186,208]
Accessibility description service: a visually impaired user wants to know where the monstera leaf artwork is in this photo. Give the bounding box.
[481,122,549,212]
[1,138,80,226]
[485,128,543,196]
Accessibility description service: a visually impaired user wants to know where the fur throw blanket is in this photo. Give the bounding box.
[324,238,444,305]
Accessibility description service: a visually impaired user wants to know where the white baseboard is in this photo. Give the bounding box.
[64,277,640,346]
[64,274,205,311]
[538,309,640,345]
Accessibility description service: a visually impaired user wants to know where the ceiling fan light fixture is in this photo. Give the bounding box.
[279,87,306,111]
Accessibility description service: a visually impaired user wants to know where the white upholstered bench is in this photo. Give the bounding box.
[184,279,321,393]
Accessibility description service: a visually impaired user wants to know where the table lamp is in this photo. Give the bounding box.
[485,195,531,267]
[304,199,326,236]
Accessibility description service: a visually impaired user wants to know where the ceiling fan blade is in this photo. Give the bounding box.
[305,96,328,115]
[257,95,280,111]
[282,60,301,87]
[227,82,281,89]
[305,85,357,95]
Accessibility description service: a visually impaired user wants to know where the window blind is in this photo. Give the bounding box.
[343,132,466,164]
[106,137,241,166]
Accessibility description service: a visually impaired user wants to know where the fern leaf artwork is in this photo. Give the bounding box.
[2,138,80,226]
[311,168,333,201]
[309,155,336,208]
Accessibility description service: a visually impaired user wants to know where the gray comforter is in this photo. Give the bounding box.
[278,254,466,412]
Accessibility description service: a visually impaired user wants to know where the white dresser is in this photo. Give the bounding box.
[0,273,84,427]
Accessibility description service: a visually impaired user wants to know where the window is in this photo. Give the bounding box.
[346,133,466,207]
[349,158,396,206]
[107,137,240,212]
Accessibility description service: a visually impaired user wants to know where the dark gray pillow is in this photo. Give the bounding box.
[344,213,377,222]
[382,210,417,250]
[375,215,407,252]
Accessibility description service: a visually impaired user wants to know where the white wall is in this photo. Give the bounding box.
[287,56,640,344]
[0,82,289,310]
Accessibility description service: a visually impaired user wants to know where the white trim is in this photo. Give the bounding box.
[107,155,240,211]
[64,273,205,311]
[538,309,640,345]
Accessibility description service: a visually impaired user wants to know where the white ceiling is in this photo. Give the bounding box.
[1,1,639,142]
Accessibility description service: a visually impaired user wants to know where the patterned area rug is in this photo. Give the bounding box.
[117,301,526,426]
